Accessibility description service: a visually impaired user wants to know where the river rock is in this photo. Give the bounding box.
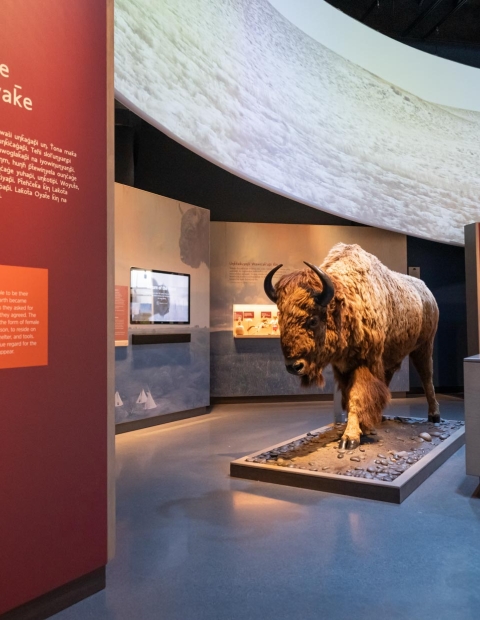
[350,456,361,462]
[419,432,432,442]
[337,453,345,459]
[367,466,377,473]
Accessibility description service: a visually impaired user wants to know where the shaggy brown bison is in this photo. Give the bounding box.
[264,243,439,449]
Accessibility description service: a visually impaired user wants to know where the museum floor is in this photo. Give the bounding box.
[56,396,479,620]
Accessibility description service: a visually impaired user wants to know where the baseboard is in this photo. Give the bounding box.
[0,567,105,620]
[115,406,208,434]
[211,393,410,405]
[211,395,333,405]
[408,386,463,395]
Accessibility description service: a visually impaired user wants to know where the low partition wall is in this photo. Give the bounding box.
[114,184,210,427]
[210,222,409,398]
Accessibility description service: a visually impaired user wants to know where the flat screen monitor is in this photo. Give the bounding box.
[130,268,190,324]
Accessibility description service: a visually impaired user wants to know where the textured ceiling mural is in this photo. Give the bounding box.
[115,0,480,245]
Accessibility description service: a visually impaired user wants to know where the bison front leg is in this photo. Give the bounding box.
[338,366,391,450]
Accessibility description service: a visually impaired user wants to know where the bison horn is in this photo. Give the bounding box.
[304,262,335,307]
[264,264,283,303]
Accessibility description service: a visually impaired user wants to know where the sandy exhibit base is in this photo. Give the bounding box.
[230,417,465,503]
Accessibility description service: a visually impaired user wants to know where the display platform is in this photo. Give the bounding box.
[230,417,465,503]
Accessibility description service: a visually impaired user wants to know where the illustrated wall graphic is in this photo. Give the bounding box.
[179,205,210,268]
[115,0,480,245]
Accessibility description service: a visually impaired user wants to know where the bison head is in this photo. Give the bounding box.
[264,262,335,387]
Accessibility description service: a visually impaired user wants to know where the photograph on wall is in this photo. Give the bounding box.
[130,268,190,324]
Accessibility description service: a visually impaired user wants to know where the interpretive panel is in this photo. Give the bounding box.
[0,1,109,615]
[0,264,47,368]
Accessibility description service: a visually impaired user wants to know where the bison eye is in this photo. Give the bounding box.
[306,316,319,329]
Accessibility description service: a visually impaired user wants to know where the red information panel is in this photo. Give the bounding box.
[0,265,48,369]
[115,285,129,344]
[0,1,109,615]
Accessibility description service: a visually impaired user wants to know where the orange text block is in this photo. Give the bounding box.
[0,265,48,369]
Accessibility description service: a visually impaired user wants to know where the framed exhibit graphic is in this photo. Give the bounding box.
[233,304,279,338]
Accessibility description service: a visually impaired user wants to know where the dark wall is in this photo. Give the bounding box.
[115,109,360,226]
[407,237,466,391]
[115,105,467,391]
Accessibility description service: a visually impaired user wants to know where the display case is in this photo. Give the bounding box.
[232,304,279,338]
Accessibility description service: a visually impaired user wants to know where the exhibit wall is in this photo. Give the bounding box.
[0,0,112,615]
[211,223,408,397]
[115,0,480,245]
[407,236,467,391]
[115,184,210,425]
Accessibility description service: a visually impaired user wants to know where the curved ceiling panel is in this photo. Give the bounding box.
[115,0,480,245]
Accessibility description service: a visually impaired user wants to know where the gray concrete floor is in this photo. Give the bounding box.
[56,396,479,620]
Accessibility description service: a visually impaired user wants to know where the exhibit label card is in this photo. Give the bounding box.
[0,264,48,369]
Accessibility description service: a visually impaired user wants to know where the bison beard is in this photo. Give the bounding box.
[264,243,440,449]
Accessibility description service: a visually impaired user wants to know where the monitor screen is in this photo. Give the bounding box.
[130,268,190,324]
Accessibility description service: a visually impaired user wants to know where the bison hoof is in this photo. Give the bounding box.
[338,438,360,450]
[428,413,441,423]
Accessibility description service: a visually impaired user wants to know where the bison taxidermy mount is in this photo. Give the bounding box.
[264,243,439,450]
